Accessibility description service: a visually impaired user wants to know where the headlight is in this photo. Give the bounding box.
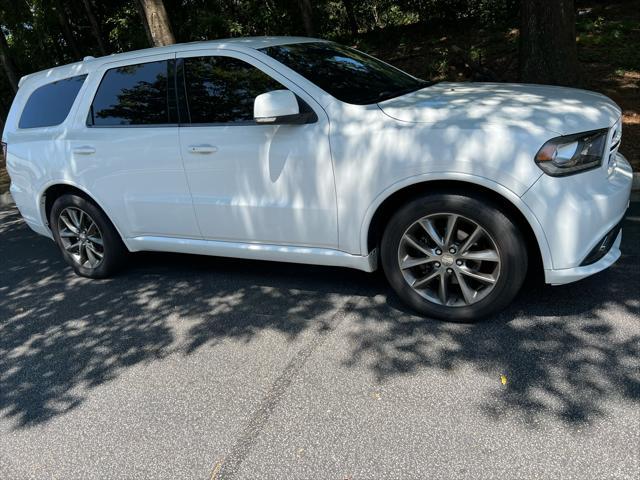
[534,129,608,176]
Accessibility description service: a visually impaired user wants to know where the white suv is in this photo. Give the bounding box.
[2,37,633,321]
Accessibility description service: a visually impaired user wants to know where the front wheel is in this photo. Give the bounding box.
[381,193,528,322]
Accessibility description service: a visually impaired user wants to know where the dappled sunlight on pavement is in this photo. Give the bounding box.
[0,204,638,478]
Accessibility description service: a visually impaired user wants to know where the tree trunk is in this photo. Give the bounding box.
[81,0,107,56]
[0,29,18,93]
[519,0,579,86]
[52,0,82,59]
[135,0,154,46]
[298,0,315,37]
[137,0,176,47]
[343,0,359,36]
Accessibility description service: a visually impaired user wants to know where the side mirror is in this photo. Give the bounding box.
[254,90,314,125]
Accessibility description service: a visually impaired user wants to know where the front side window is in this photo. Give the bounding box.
[90,60,171,126]
[19,75,87,129]
[260,42,429,105]
[182,56,284,124]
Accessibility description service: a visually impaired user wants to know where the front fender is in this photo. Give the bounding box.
[358,172,553,271]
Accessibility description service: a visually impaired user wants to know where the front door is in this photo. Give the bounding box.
[176,50,337,249]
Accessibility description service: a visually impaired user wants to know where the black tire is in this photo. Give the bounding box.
[50,193,127,278]
[381,192,528,322]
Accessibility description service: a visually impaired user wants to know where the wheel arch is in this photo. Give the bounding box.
[39,181,127,244]
[362,176,551,274]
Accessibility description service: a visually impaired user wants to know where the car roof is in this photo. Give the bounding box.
[92,35,322,61]
[18,36,325,89]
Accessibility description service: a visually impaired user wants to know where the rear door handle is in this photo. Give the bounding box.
[73,146,96,155]
[188,144,218,154]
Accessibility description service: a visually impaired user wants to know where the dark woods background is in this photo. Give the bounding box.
[0,0,638,169]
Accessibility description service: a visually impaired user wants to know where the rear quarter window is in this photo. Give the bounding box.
[19,75,87,129]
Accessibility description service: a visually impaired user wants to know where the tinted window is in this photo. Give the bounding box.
[182,56,283,124]
[90,60,170,126]
[260,42,429,105]
[19,75,87,129]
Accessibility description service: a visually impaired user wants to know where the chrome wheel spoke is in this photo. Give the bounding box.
[454,270,476,305]
[437,272,448,305]
[412,270,440,289]
[78,243,88,266]
[459,267,497,284]
[418,218,443,247]
[461,249,499,262]
[60,214,79,234]
[67,208,81,229]
[60,229,77,238]
[85,245,99,266]
[459,226,482,254]
[87,235,103,246]
[401,255,435,270]
[86,242,103,258]
[443,214,458,247]
[65,241,80,252]
[402,235,433,257]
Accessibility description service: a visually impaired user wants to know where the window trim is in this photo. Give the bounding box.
[83,51,320,129]
[86,59,178,128]
[175,54,317,127]
[18,74,88,130]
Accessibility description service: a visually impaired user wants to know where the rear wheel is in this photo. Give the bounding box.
[50,194,127,278]
[381,193,528,322]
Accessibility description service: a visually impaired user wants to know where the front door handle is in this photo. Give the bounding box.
[188,144,218,154]
[73,146,96,155]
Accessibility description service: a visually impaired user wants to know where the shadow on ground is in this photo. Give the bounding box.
[0,204,638,429]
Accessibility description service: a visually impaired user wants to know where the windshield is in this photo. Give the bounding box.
[260,42,430,105]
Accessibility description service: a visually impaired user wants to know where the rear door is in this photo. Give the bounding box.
[69,53,200,239]
[176,49,337,248]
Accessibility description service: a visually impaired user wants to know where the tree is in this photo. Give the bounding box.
[137,0,176,47]
[519,0,579,85]
[298,0,315,36]
[51,0,82,59]
[0,28,18,93]
[343,0,359,36]
[81,0,108,56]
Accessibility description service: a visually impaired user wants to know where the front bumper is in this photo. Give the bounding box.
[544,231,621,285]
[522,152,633,285]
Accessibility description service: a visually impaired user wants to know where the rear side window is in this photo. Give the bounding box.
[182,56,283,124]
[19,75,87,129]
[89,60,172,126]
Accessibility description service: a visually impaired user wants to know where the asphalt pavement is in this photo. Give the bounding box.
[0,202,638,479]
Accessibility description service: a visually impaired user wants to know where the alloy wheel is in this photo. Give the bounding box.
[57,206,105,269]
[397,213,501,307]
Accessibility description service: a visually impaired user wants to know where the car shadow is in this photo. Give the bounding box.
[0,203,638,428]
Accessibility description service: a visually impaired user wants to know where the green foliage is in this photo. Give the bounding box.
[0,0,520,120]
[576,6,640,71]
[0,0,637,122]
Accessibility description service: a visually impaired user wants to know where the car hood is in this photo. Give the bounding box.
[377,82,621,135]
